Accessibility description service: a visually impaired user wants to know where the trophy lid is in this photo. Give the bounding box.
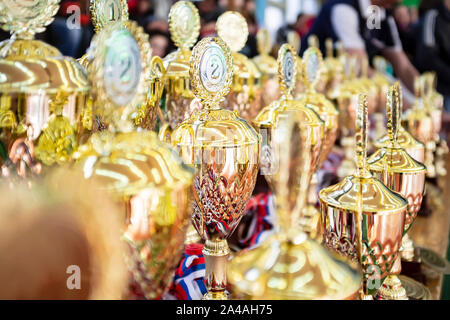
[368,82,426,174]
[164,1,200,79]
[90,0,129,33]
[253,29,277,77]
[172,37,259,150]
[216,11,261,80]
[86,20,152,130]
[319,94,408,213]
[254,44,324,140]
[229,111,362,300]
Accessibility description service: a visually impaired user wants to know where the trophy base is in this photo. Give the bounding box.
[399,275,431,300]
[376,275,408,300]
[203,291,229,300]
[417,246,450,274]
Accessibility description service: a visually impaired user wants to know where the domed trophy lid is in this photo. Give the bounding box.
[228,109,362,300]
[368,82,426,175]
[319,94,408,214]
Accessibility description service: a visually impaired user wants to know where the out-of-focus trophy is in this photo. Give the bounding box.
[216,11,262,121]
[404,76,435,177]
[367,82,427,300]
[171,37,260,300]
[74,21,193,300]
[253,29,279,108]
[78,0,129,68]
[254,44,324,239]
[296,46,339,238]
[319,94,408,299]
[322,39,344,100]
[160,1,201,137]
[372,56,391,113]
[0,0,90,176]
[228,100,362,300]
[0,169,128,299]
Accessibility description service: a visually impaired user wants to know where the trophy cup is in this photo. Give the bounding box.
[254,44,324,240]
[216,11,263,121]
[160,1,201,136]
[0,0,91,176]
[78,0,129,68]
[319,94,408,298]
[228,107,362,300]
[0,169,128,299]
[253,29,280,108]
[74,21,194,300]
[296,47,339,238]
[171,37,260,300]
[367,82,427,300]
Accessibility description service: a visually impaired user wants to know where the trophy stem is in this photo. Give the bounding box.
[400,233,415,261]
[202,239,230,300]
[300,173,321,239]
[376,275,408,300]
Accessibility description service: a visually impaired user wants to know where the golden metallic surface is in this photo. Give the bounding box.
[75,131,193,300]
[90,0,129,33]
[368,83,426,300]
[254,44,324,189]
[0,2,91,171]
[162,1,201,130]
[321,39,344,100]
[319,94,408,296]
[287,31,305,98]
[0,0,59,40]
[253,29,280,108]
[0,169,128,299]
[228,109,362,300]
[216,11,262,121]
[375,126,425,163]
[171,37,260,300]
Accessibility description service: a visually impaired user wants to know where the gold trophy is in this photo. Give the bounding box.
[228,106,362,300]
[372,56,391,112]
[74,21,193,299]
[0,0,90,176]
[254,44,324,238]
[78,0,129,68]
[322,38,345,100]
[216,11,262,121]
[319,94,408,298]
[296,47,339,238]
[0,169,128,299]
[404,76,435,177]
[253,29,280,108]
[171,37,260,300]
[367,82,427,300]
[160,1,201,136]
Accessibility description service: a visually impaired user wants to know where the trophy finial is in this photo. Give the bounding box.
[90,0,129,33]
[277,43,296,98]
[325,38,333,58]
[302,47,323,92]
[256,28,272,56]
[287,30,300,53]
[168,1,200,52]
[308,34,319,48]
[216,11,248,53]
[355,93,369,177]
[0,0,60,39]
[387,82,402,147]
[189,37,233,108]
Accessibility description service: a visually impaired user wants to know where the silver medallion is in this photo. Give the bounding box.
[199,43,227,93]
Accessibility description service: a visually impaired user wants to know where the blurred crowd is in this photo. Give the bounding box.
[1,0,448,111]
